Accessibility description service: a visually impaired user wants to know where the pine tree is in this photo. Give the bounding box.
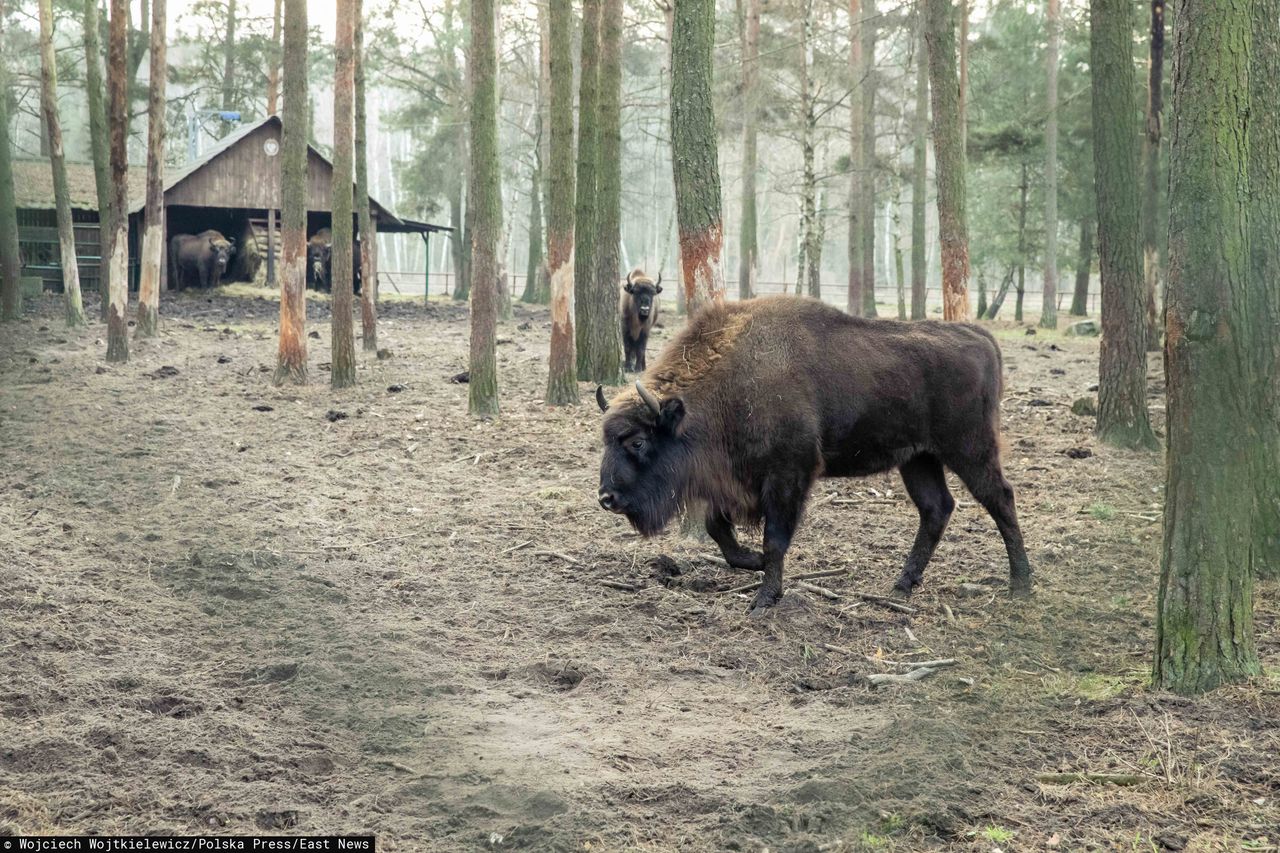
[467,0,501,416]
[1141,0,1165,351]
[1154,0,1259,695]
[910,2,927,320]
[520,118,543,304]
[925,0,969,320]
[671,0,725,312]
[356,0,378,352]
[847,0,865,314]
[274,0,308,384]
[1040,0,1059,329]
[800,0,820,300]
[860,0,877,317]
[0,0,18,322]
[135,0,164,337]
[574,0,601,376]
[738,0,760,301]
[545,0,577,405]
[1090,0,1156,449]
[588,0,624,382]
[1069,216,1093,316]
[105,0,130,362]
[83,0,112,318]
[330,0,357,389]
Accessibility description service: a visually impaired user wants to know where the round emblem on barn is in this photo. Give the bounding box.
[263,139,280,157]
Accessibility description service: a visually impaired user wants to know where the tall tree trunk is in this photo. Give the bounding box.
[134,0,164,336]
[1040,0,1059,329]
[467,0,501,415]
[83,0,112,317]
[0,0,18,322]
[847,0,865,314]
[589,0,624,382]
[535,4,552,304]
[331,0,357,388]
[545,0,577,405]
[39,0,86,326]
[958,0,967,152]
[267,0,281,113]
[356,0,377,352]
[739,0,760,300]
[910,2,927,320]
[800,0,820,300]
[1090,0,1156,449]
[893,184,906,319]
[274,0,308,384]
[105,0,130,362]
[1249,0,1280,577]
[221,0,237,120]
[1070,216,1093,317]
[521,128,544,303]
[860,1,877,317]
[446,0,470,301]
[574,0,601,376]
[1015,161,1027,321]
[671,0,725,313]
[925,0,969,320]
[1142,0,1165,351]
[1154,0,1259,695]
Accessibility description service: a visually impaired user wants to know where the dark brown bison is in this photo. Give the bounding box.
[169,230,236,289]
[306,227,362,294]
[620,269,662,372]
[595,296,1031,612]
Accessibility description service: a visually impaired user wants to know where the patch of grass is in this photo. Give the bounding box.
[1088,502,1117,521]
[1043,670,1145,701]
[536,486,575,501]
[979,825,1015,844]
[856,832,891,850]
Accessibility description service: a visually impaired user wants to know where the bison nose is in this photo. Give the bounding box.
[598,490,620,512]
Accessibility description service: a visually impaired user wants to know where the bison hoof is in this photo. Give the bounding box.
[1009,577,1033,598]
[747,586,783,614]
[892,575,920,597]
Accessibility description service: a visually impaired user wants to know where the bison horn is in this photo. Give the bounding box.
[635,381,661,416]
[625,270,634,287]
[596,385,608,413]
[654,272,662,288]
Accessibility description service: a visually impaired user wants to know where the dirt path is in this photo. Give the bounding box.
[1,292,1277,851]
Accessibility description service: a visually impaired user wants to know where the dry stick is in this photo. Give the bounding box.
[797,580,841,600]
[941,603,959,625]
[1035,772,1146,787]
[717,567,852,596]
[533,550,580,565]
[820,642,854,655]
[501,539,534,555]
[865,656,956,670]
[866,664,951,687]
[599,579,640,592]
[851,592,917,614]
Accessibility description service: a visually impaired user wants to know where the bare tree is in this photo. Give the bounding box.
[467,0,502,415]
[1040,0,1060,329]
[135,0,165,337]
[83,0,112,317]
[1141,0,1165,351]
[331,0,357,388]
[105,0,130,362]
[925,0,969,320]
[738,0,760,300]
[545,0,577,405]
[267,0,282,113]
[355,0,378,352]
[0,0,17,322]
[274,0,308,384]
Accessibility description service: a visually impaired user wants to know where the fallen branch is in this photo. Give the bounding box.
[533,550,580,565]
[502,540,534,555]
[865,657,956,671]
[1035,772,1146,787]
[820,642,854,655]
[797,580,840,600]
[941,603,959,625]
[852,592,917,614]
[716,568,850,596]
[599,579,640,592]
[867,664,951,687]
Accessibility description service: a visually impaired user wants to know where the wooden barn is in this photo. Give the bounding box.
[15,115,448,294]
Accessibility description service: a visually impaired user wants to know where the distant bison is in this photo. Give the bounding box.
[596,296,1031,612]
[306,227,362,295]
[620,269,662,372]
[169,230,236,290]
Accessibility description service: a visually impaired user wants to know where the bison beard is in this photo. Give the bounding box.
[596,296,1032,612]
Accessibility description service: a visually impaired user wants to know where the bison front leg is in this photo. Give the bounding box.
[706,512,763,571]
[894,454,955,594]
[750,470,813,612]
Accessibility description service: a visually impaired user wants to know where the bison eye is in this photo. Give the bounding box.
[629,438,646,452]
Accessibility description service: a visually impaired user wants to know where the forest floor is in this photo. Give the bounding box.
[1,290,1278,852]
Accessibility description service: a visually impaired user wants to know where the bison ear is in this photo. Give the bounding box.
[623,281,634,294]
[658,397,685,433]
[654,284,663,295]
[595,385,609,413]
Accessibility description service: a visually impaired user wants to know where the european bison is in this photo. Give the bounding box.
[169,230,236,290]
[620,269,662,372]
[595,296,1031,612]
[306,227,362,294]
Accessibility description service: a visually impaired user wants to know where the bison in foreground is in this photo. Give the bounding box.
[620,269,662,372]
[596,296,1031,612]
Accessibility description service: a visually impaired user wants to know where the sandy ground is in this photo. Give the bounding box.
[1,290,1278,852]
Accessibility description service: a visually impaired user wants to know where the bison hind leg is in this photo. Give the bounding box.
[705,512,763,572]
[947,452,1033,596]
[894,454,955,595]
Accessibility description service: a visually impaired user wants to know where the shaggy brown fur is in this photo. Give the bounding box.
[619,269,662,372]
[598,296,1030,612]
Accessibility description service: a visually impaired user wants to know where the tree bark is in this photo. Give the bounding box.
[671,0,726,313]
[893,185,906,319]
[1016,161,1027,322]
[1249,0,1280,577]
[267,0,282,114]
[860,1,877,317]
[1070,216,1093,317]
[0,0,18,322]
[925,0,969,320]
[39,0,86,326]
[545,0,577,405]
[105,0,130,362]
[738,0,760,301]
[521,123,544,303]
[83,0,112,318]
[1154,0,1260,695]
[274,0,308,384]
[330,0,357,388]
[910,3,927,320]
[356,0,378,352]
[574,0,601,376]
[1040,0,1059,329]
[134,0,164,336]
[800,0,820,300]
[588,0,624,382]
[958,0,967,152]
[1142,0,1165,351]
[1090,0,1156,449]
[467,0,502,416]
[847,0,865,314]
[536,5,552,304]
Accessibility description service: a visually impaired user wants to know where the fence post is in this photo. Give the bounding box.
[421,231,431,303]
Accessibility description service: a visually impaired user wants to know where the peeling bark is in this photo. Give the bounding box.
[925,0,969,321]
[545,0,576,405]
[135,0,165,337]
[274,0,308,385]
[105,0,130,362]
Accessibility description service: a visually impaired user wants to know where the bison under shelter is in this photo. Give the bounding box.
[14,115,448,295]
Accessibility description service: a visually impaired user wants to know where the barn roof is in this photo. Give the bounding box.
[13,159,148,212]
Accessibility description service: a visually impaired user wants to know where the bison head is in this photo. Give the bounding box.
[597,381,688,537]
[210,237,235,271]
[624,271,662,320]
[308,240,332,285]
